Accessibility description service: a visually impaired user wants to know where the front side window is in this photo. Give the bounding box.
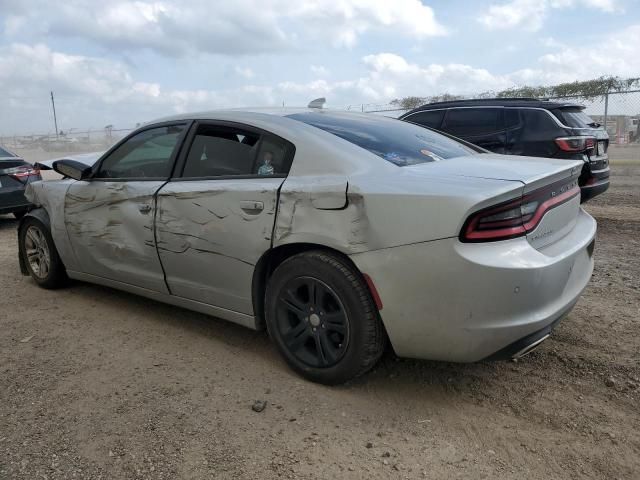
[96,125,186,179]
[182,124,292,178]
[287,112,476,166]
[443,108,503,136]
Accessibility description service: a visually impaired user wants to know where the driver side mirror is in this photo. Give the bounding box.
[52,159,93,181]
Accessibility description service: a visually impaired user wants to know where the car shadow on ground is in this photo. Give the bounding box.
[47,275,508,395]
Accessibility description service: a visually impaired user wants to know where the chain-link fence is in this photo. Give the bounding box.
[2,90,639,164]
[0,127,134,164]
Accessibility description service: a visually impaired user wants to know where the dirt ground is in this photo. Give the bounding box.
[1,164,638,480]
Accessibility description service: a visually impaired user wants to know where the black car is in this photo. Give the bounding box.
[0,146,42,219]
[399,98,610,202]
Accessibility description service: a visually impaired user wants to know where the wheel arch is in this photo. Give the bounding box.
[18,208,51,276]
[251,242,374,330]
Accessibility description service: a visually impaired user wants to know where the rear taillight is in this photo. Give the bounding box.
[555,136,595,153]
[5,165,40,181]
[460,179,580,243]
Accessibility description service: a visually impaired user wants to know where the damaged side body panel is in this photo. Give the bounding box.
[64,180,168,293]
[24,180,80,271]
[155,178,284,315]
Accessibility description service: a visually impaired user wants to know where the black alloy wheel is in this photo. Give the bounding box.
[276,276,350,368]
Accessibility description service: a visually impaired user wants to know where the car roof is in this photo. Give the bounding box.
[147,107,365,125]
[401,98,585,117]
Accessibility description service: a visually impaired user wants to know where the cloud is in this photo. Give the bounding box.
[479,0,621,31]
[534,24,640,80]
[1,23,638,133]
[2,0,446,56]
[235,66,255,79]
[310,65,330,77]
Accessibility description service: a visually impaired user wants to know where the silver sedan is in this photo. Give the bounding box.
[18,107,596,384]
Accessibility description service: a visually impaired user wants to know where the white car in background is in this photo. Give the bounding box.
[19,105,596,384]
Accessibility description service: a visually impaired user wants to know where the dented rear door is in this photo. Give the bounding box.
[155,121,294,315]
[156,178,282,314]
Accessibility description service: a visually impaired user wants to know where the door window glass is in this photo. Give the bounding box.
[521,109,559,135]
[96,125,186,179]
[255,137,292,176]
[505,109,522,128]
[182,124,292,177]
[443,108,503,136]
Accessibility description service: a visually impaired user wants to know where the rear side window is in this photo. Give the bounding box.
[183,126,259,177]
[182,124,292,178]
[405,110,445,129]
[443,108,503,136]
[553,108,598,128]
[287,112,476,166]
[521,109,559,133]
[505,109,522,128]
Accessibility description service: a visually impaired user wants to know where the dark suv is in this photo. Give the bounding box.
[399,98,610,202]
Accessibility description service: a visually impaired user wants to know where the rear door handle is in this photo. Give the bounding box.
[239,200,264,213]
[138,204,152,214]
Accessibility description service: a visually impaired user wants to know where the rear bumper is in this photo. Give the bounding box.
[560,153,609,203]
[0,188,32,214]
[350,208,597,362]
[580,174,610,203]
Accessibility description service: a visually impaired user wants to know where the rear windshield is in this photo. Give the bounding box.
[0,146,17,157]
[287,112,477,166]
[554,108,599,128]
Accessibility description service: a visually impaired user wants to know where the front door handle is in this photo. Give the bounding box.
[239,200,264,213]
[138,204,152,214]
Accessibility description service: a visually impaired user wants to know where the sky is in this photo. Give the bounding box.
[0,0,638,135]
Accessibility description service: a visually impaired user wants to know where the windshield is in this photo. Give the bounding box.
[555,108,600,128]
[287,112,477,166]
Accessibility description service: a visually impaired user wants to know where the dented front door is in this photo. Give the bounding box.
[64,180,169,292]
[62,123,188,292]
[156,178,282,314]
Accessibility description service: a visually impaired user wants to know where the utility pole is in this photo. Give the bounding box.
[50,91,59,139]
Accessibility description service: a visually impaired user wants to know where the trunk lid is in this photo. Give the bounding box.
[408,154,583,250]
[412,153,583,194]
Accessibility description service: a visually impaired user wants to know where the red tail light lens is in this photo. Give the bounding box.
[6,165,40,181]
[461,179,580,243]
[555,136,595,152]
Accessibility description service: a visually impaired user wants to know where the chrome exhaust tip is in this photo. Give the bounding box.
[512,334,550,359]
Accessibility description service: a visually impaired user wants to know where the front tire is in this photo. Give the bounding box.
[19,217,68,289]
[265,250,385,385]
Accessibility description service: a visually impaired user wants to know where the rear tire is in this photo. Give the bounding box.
[265,250,385,385]
[19,217,68,289]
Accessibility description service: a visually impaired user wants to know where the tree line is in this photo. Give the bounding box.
[390,76,640,109]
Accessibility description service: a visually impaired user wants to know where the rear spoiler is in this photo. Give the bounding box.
[34,151,103,170]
